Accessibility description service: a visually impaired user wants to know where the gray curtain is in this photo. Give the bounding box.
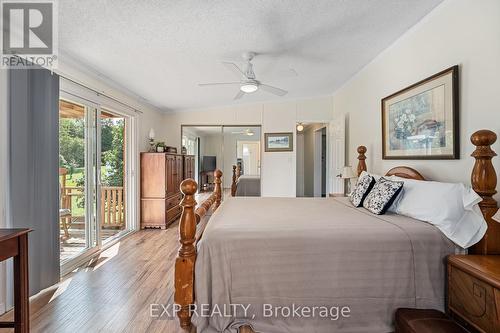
[9,66,60,295]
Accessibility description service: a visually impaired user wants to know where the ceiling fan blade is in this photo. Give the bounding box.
[198,82,241,87]
[259,84,288,96]
[222,62,246,78]
[234,90,245,100]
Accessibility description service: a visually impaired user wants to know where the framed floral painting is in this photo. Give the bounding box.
[382,66,459,159]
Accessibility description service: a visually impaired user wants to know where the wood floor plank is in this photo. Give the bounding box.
[0,222,194,333]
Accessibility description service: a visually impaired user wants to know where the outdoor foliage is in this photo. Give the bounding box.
[59,118,85,169]
[101,119,125,187]
[59,117,124,188]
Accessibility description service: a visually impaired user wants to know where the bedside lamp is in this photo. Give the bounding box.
[340,166,357,195]
[148,128,156,152]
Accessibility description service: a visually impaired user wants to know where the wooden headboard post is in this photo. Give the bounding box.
[357,146,367,176]
[470,130,499,254]
[231,165,237,197]
[174,179,197,329]
[214,169,222,209]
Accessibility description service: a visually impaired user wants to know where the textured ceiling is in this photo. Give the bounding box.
[59,0,443,112]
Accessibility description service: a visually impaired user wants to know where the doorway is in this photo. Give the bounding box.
[182,126,223,192]
[58,94,132,269]
[296,123,328,197]
[237,141,260,175]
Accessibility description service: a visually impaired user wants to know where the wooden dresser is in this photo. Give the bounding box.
[140,152,184,228]
[448,255,500,333]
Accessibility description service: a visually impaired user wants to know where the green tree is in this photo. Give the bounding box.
[100,119,114,161]
[59,118,85,168]
[101,119,124,187]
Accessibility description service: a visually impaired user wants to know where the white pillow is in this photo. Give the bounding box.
[388,177,487,249]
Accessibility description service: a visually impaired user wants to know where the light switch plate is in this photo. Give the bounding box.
[492,209,500,223]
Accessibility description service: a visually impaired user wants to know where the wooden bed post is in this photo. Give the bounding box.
[174,179,198,329]
[214,169,222,209]
[470,130,499,254]
[357,146,367,176]
[231,165,237,197]
[175,172,225,329]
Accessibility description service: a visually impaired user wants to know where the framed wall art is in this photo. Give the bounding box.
[264,132,293,152]
[382,65,459,159]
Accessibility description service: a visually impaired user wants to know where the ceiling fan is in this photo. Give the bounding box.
[231,128,255,136]
[199,52,289,100]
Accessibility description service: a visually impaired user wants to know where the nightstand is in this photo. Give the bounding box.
[448,255,500,333]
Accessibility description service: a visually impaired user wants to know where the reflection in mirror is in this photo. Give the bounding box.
[181,126,222,193]
[181,125,261,197]
[223,126,261,197]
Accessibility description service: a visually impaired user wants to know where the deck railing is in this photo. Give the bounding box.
[100,186,125,228]
[61,186,125,228]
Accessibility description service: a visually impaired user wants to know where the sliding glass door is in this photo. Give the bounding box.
[99,108,128,244]
[59,95,99,263]
[59,94,132,269]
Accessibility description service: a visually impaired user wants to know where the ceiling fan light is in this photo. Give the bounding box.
[240,83,258,93]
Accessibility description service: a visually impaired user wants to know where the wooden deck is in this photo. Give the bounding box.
[60,227,124,262]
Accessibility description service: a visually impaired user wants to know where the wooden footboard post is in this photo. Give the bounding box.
[175,179,198,329]
[231,165,237,197]
[357,146,367,176]
[470,130,499,254]
[214,169,223,209]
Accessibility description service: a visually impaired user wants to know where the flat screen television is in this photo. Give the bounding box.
[202,156,216,171]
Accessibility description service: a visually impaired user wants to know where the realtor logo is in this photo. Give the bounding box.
[1,0,58,68]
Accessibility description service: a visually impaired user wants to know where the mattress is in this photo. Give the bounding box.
[193,197,460,333]
[235,175,261,196]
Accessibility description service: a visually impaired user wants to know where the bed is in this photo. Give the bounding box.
[231,165,261,197]
[174,130,499,332]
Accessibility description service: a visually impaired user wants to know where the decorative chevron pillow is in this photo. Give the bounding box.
[349,172,375,207]
[363,177,404,215]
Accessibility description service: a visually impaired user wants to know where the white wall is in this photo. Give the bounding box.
[165,96,334,197]
[200,134,223,170]
[333,0,500,200]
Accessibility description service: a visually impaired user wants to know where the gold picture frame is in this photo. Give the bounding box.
[382,65,459,160]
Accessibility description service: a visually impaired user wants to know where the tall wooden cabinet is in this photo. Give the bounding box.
[140,152,184,228]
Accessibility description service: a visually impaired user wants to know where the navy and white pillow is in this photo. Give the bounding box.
[363,177,404,215]
[349,172,376,207]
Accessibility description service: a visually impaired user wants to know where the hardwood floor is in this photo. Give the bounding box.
[0,190,236,333]
[1,224,194,333]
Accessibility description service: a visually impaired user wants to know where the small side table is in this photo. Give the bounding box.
[0,229,30,333]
